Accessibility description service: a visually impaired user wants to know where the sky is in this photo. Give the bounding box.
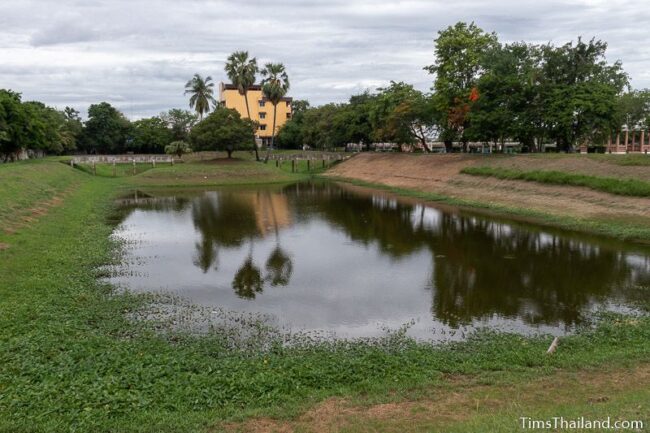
[1,0,649,119]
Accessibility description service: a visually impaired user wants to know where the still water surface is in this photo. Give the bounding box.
[109,182,650,341]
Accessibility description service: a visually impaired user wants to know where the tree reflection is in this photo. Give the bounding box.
[232,255,263,299]
[265,246,293,286]
[191,189,294,296]
[182,182,649,325]
[283,182,649,328]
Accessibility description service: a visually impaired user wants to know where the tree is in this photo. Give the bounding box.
[165,141,192,159]
[82,102,132,154]
[131,116,174,153]
[225,51,260,160]
[468,43,541,151]
[276,110,305,149]
[260,62,290,162]
[336,92,375,146]
[22,101,68,154]
[60,107,83,151]
[189,107,256,158]
[539,38,628,151]
[425,22,499,151]
[290,99,310,114]
[370,82,438,151]
[0,91,79,160]
[0,90,27,161]
[160,109,197,142]
[616,90,650,131]
[184,74,216,120]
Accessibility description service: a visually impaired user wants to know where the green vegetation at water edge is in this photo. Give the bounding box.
[461,166,650,197]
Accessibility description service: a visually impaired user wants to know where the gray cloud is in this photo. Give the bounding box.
[0,0,648,119]
[30,21,98,46]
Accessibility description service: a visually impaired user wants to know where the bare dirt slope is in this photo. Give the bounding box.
[325,153,650,228]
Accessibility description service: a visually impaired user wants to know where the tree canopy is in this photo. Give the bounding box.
[189,107,256,158]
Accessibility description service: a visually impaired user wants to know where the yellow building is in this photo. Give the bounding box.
[219,83,293,147]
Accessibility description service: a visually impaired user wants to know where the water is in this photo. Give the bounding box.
[109,181,650,341]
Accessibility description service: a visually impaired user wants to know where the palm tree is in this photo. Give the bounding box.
[260,63,290,163]
[184,74,216,120]
[225,51,259,160]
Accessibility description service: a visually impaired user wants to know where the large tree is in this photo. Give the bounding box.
[184,74,216,120]
[131,116,174,153]
[370,82,438,151]
[425,22,499,151]
[82,102,132,154]
[225,51,260,160]
[468,43,542,151]
[189,107,256,158]
[260,62,290,162]
[539,38,628,151]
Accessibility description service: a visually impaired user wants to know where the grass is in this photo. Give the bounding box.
[0,160,84,230]
[72,161,156,177]
[589,153,650,166]
[461,166,650,197]
[230,363,649,432]
[0,157,649,432]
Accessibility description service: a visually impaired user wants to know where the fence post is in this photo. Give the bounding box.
[113,161,116,177]
[92,161,96,176]
[322,159,325,169]
[171,157,174,166]
[70,159,74,168]
[133,159,136,175]
[307,160,310,171]
[292,160,295,173]
[152,158,156,168]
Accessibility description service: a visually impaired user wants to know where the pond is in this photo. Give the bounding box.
[109,181,650,341]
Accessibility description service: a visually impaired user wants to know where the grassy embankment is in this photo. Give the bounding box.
[461,166,650,197]
[0,157,649,432]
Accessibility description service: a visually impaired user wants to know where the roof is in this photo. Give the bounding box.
[220,82,293,102]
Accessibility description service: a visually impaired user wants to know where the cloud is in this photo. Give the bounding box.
[30,21,98,46]
[0,0,648,118]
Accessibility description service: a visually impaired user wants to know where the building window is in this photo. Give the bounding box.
[259,124,267,131]
[286,101,291,107]
[286,113,292,119]
[259,112,266,119]
[258,100,265,107]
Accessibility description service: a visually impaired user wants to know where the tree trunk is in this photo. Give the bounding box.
[227,149,233,159]
[243,91,259,161]
[417,125,431,152]
[264,103,277,163]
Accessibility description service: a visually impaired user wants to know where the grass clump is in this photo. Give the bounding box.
[462,166,650,197]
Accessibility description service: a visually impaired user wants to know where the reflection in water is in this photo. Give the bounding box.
[265,246,293,287]
[232,254,263,299]
[110,183,650,340]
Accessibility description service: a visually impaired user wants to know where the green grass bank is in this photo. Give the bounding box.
[462,166,650,197]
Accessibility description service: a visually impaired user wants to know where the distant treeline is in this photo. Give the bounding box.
[0,90,197,161]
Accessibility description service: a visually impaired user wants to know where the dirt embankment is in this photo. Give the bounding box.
[325,153,650,230]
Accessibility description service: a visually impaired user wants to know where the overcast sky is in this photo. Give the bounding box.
[1,0,649,119]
